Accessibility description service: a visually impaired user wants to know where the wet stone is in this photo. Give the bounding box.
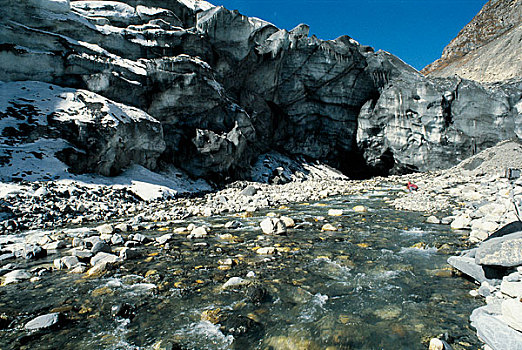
[247,285,269,305]
[2,269,31,285]
[23,245,46,260]
[120,247,141,260]
[0,314,11,329]
[24,312,61,331]
[225,220,242,229]
[111,303,136,320]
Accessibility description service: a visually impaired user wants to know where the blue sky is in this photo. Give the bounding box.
[210,0,487,70]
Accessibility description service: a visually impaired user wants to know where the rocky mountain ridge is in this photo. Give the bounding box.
[422,0,522,82]
[0,0,520,184]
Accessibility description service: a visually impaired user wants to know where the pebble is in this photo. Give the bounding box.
[426,216,441,224]
[256,247,276,255]
[321,224,337,231]
[222,277,246,289]
[352,205,368,213]
[188,226,207,239]
[328,209,343,216]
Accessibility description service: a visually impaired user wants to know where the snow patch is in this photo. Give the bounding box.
[178,0,215,12]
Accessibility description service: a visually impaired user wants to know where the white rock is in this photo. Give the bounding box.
[256,247,276,255]
[428,338,444,350]
[280,216,295,228]
[222,277,245,289]
[24,312,61,330]
[426,216,441,224]
[450,214,471,230]
[156,234,172,245]
[189,226,207,239]
[328,209,343,216]
[90,252,120,266]
[260,218,286,235]
[501,298,522,332]
[500,280,522,298]
[2,270,31,285]
[353,205,368,213]
[96,224,114,235]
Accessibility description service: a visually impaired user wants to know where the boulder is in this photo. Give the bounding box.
[90,252,120,266]
[2,270,31,285]
[450,214,472,230]
[501,298,522,332]
[470,305,522,350]
[475,232,522,267]
[260,218,287,235]
[0,81,165,177]
[447,256,494,284]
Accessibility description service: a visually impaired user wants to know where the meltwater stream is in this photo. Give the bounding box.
[0,189,482,349]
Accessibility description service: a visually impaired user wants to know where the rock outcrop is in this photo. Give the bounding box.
[0,81,165,178]
[422,0,522,83]
[357,77,522,174]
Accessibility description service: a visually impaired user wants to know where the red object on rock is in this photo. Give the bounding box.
[407,181,418,192]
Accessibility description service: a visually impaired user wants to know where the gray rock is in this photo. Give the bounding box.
[72,249,93,260]
[110,234,124,246]
[114,223,130,233]
[90,252,120,267]
[240,185,258,197]
[2,269,31,285]
[72,238,85,248]
[224,220,242,229]
[24,313,61,331]
[91,241,112,255]
[130,233,150,244]
[61,256,80,269]
[0,253,15,262]
[43,241,66,250]
[96,224,114,235]
[260,218,287,235]
[470,306,522,350]
[500,280,522,298]
[84,236,102,249]
[447,256,495,284]
[475,231,522,267]
[23,245,46,260]
[119,247,141,260]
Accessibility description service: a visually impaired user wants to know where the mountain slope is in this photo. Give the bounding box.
[422,0,522,82]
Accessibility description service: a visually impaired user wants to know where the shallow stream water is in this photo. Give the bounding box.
[0,188,481,349]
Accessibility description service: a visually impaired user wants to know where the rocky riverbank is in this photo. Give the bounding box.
[0,173,480,350]
[1,140,521,349]
[390,140,522,350]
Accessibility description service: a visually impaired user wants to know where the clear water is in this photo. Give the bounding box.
[0,189,481,349]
